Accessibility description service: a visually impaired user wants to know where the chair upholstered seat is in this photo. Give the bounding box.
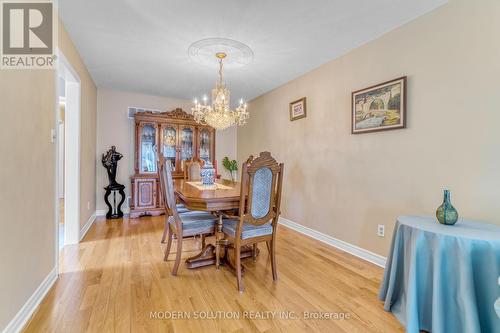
[176,204,212,216]
[222,219,273,240]
[178,212,216,234]
[176,204,190,214]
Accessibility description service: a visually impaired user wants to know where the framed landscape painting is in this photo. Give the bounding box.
[352,76,406,134]
[290,97,307,121]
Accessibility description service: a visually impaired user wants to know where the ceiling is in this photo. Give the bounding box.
[59,0,446,104]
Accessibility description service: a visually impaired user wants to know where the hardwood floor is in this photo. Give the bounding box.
[24,216,403,333]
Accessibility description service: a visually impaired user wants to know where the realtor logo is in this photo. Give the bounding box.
[1,0,57,69]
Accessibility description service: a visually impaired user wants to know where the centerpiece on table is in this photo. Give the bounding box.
[200,161,216,185]
[222,157,238,182]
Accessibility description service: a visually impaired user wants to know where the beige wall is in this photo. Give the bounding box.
[96,89,237,212]
[0,69,56,330]
[217,125,238,180]
[0,20,97,330]
[238,0,500,256]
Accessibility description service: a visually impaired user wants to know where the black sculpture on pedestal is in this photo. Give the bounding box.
[102,146,125,219]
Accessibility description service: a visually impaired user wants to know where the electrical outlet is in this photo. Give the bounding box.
[377,224,385,237]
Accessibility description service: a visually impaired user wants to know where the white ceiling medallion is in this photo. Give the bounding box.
[188,38,254,69]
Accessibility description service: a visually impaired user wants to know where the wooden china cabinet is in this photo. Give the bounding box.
[130,108,215,218]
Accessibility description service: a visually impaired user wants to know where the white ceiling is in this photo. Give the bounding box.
[59,0,446,103]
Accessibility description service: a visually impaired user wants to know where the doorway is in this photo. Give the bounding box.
[57,80,65,249]
[55,50,81,259]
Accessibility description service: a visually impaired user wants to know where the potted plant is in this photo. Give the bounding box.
[222,157,238,182]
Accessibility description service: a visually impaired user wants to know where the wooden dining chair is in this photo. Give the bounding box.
[157,156,217,275]
[157,157,193,243]
[222,152,284,292]
[184,158,204,181]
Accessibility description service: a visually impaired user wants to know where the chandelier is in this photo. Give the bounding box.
[191,52,249,130]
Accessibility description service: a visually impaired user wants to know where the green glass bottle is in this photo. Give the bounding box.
[436,190,458,225]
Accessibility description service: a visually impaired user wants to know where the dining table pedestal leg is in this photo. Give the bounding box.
[185,244,217,269]
[184,211,261,269]
[223,245,261,275]
[185,242,257,269]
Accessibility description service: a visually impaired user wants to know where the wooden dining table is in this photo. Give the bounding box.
[174,179,256,269]
[174,178,241,212]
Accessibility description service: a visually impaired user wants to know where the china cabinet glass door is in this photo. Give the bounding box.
[162,125,178,171]
[179,126,195,172]
[140,124,157,173]
[198,128,212,163]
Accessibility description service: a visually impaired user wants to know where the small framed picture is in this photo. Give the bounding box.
[289,97,307,121]
[352,76,407,134]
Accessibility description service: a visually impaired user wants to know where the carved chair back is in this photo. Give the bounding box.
[184,159,204,181]
[237,152,284,234]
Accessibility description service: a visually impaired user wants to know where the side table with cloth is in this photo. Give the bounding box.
[379,215,500,333]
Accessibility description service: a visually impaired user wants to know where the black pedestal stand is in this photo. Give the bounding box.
[104,184,126,219]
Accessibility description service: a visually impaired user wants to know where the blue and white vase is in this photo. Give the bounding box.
[200,161,215,185]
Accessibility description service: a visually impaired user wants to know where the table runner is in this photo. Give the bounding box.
[186,181,233,191]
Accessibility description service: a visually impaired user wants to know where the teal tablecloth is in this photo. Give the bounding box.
[379,215,500,333]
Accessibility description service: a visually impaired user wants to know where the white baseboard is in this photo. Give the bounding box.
[95,208,130,217]
[279,217,387,268]
[1,267,57,333]
[80,212,96,241]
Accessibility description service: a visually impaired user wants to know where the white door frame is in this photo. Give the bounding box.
[54,49,81,267]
